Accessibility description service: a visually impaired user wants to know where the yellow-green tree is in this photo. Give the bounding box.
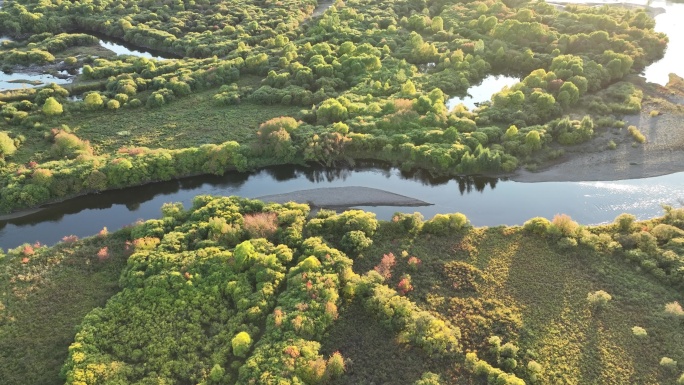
[0,132,16,158]
[42,97,63,116]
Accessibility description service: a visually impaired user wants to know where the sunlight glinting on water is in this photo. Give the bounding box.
[577,177,684,221]
[578,181,646,193]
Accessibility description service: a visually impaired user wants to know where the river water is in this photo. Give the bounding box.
[1,163,683,249]
[640,0,684,85]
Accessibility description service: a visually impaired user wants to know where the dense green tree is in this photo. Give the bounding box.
[0,132,16,158]
[84,93,104,110]
[42,97,63,116]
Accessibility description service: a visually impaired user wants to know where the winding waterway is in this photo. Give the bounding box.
[1,162,683,249]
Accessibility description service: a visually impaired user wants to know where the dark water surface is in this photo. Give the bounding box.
[1,162,683,249]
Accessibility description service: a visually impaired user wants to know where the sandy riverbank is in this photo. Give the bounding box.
[258,186,432,208]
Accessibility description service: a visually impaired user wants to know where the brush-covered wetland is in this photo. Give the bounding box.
[0,0,683,383]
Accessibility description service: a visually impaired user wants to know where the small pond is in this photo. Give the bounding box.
[0,71,71,91]
[1,162,683,249]
[446,75,519,111]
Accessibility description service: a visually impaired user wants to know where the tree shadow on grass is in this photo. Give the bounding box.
[320,299,469,385]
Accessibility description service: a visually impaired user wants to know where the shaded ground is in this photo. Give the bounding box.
[320,300,466,385]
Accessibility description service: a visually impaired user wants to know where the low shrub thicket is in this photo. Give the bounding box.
[422,213,470,235]
[364,282,461,357]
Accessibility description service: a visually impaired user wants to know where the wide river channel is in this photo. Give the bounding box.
[0,0,683,249]
[1,162,683,249]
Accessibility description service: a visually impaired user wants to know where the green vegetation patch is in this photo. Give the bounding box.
[0,232,131,385]
[1,202,684,384]
[61,94,302,154]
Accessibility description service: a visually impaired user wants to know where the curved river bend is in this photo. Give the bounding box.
[1,163,683,249]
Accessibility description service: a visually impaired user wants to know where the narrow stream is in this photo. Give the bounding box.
[96,35,175,60]
[312,0,335,17]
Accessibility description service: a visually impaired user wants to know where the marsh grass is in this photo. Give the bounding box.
[321,300,463,385]
[8,88,300,163]
[0,232,130,385]
[359,223,684,384]
[60,92,301,154]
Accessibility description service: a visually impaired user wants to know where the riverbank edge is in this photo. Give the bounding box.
[512,74,684,183]
[3,132,683,222]
[0,159,452,222]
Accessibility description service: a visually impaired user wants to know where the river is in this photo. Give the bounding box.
[1,162,683,249]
